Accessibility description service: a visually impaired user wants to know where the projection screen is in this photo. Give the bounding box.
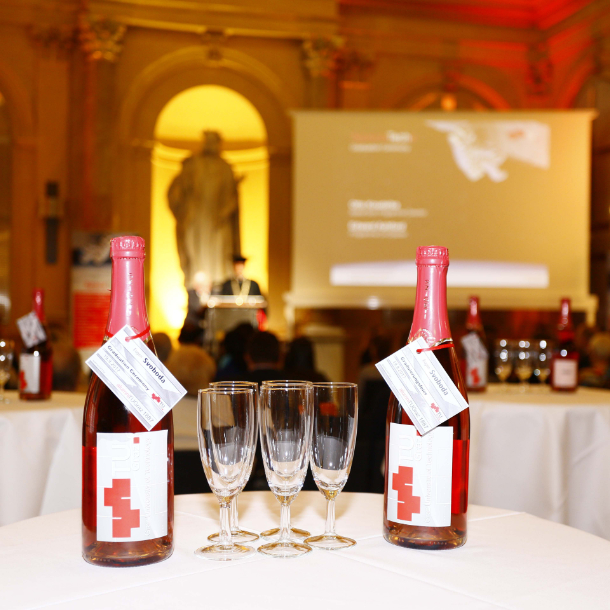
[289,110,596,317]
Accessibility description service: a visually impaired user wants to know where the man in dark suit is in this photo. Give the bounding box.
[219,255,262,297]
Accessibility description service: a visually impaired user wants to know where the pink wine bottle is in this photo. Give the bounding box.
[550,298,578,392]
[461,296,488,393]
[82,236,174,567]
[383,246,470,550]
[19,289,53,401]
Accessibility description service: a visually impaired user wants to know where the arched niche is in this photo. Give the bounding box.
[116,47,293,332]
[149,85,269,338]
[0,61,36,326]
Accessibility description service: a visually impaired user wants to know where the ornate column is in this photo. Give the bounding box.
[77,14,126,230]
[302,36,343,108]
[338,50,374,109]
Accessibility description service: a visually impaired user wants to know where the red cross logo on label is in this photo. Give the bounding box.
[392,465,421,521]
[104,479,140,538]
[470,367,481,385]
[151,393,161,404]
[19,370,27,391]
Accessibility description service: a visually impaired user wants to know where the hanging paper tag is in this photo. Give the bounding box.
[16,312,47,349]
[375,336,469,435]
[86,326,187,431]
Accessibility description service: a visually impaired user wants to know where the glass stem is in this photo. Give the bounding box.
[278,500,291,543]
[230,496,239,532]
[219,501,232,548]
[324,498,336,536]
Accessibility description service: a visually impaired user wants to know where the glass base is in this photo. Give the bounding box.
[257,540,312,559]
[194,543,255,561]
[208,529,259,543]
[260,526,310,541]
[304,533,356,551]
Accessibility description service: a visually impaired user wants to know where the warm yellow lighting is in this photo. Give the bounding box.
[150,85,268,339]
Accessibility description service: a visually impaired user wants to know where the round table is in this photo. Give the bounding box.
[1,491,609,609]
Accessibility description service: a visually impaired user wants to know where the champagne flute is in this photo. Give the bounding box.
[258,382,313,558]
[259,379,312,542]
[494,339,513,391]
[534,340,551,389]
[195,387,256,561]
[207,381,259,543]
[515,340,533,392]
[0,340,14,404]
[305,382,358,550]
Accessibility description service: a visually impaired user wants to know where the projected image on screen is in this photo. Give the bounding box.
[291,111,594,312]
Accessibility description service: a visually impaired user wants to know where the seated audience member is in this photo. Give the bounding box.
[348,334,393,493]
[52,342,82,391]
[152,332,173,363]
[165,344,216,396]
[283,336,328,383]
[244,331,285,385]
[579,332,610,388]
[215,322,255,381]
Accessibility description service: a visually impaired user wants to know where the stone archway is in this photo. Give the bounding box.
[116,47,294,332]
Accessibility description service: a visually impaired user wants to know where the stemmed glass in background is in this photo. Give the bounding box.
[258,382,313,558]
[494,339,513,391]
[195,387,256,561]
[207,381,259,543]
[305,382,358,550]
[515,340,533,392]
[259,380,312,542]
[0,340,14,404]
[534,340,552,389]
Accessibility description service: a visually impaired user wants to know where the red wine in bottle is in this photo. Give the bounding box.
[550,298,578,392]
[460,296,488,393]
[383,246,470,550]
[19,289,53,401]
[82,236,174,567]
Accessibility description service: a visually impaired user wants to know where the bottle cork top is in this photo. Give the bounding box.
[110,236,146,259]
[416,246,449,266]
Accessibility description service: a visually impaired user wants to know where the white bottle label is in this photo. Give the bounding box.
[20,354,40,394]
[387,423,453,527]
[96,430,168,542]
[461,333,488,389]
[553,359,578,388]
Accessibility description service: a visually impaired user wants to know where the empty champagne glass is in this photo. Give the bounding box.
[494,339,513,391]
[515,340,533,392]
[207,381,259,543]
[305,382,358,550]
[534,340,551,389]
[259,379,312,542]
[0,340,14,404]
[258,382,313,558]
[195,387,256,561]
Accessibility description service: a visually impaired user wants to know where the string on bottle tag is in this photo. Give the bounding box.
[106,326,151,342]
[416,338,454,354]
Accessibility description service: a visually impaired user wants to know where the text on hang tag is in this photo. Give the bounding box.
[16,312,47,349]
[86,325,187,431]
[375,336,469,436]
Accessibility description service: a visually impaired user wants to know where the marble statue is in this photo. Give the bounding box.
[167,131,241,287]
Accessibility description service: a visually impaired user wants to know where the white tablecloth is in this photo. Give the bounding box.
[3,387,610,542]
[1,492,609,610]
[468,385,610,539]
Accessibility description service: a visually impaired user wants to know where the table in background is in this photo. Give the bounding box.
[0,391,198,527]
[3,386,610,542]
[1,491,609,610]
[468,385,610,539]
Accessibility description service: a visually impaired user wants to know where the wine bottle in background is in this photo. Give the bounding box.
[550,298,578,392]
[383,246,470,550]
[460,296,488,393]
[19,289,53,401]
[82,236,174,567]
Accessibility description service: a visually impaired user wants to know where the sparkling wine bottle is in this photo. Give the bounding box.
[550,298,578,392]
[383,246,470,550]
[460,296,488,393]
[19,289,53,401]
[82,236,174,567]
